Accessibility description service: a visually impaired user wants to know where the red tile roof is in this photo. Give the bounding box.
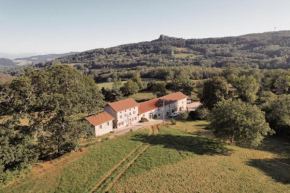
[138,98,163,114]
[85,111,114,126]
[138,92,187,115]
[107,98,138,112]
[160,92,187,102]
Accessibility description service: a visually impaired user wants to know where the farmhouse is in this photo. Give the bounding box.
[104,98,139,129]
[86,92,188,136]
[138,92,187,121]
[85,111,115,136]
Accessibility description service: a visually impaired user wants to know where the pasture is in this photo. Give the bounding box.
[1,120,289,193]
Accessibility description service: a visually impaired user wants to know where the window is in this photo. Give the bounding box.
[133,111,135,114]
[134,107,135,109]
[125,110,127,112]
[99,124,102,129]
[107,122,109,126]
[129,112,131,115]
[120,115,122,119]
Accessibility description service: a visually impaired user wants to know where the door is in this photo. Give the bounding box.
[149,113,153,119]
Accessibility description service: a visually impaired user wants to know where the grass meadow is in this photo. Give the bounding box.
[1,120,290,193]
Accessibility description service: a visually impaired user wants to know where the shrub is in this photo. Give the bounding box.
[171,119,177,125]
[139,117,149,123]
[196,107,210,120]
[180,112,189,120]
[153,114,158,120]
[188,107,210,120]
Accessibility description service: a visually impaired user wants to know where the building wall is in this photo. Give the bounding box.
[94,120,113,136]
[139,108,161,121]
[139,98,187,121]
[105,105,139,129]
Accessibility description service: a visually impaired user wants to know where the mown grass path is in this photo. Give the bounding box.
[91,126,160,193]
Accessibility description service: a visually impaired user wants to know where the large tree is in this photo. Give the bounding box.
[233,75,259,103]
[132,71,146,90]
[210,100,273,147]
[0,116,38,180]
[121,79,139,96]
[149,81,168,97]
[172,75,194,96]
[266,94,290,137]
[0,65,104,157]
[200,76,229,109]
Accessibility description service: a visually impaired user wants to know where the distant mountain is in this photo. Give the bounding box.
[0,52,37,60]
[52,31,290,70]
[0,58,16,66]
[14,52,79,65]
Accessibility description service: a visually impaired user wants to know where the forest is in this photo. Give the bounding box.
[45,31,290,70]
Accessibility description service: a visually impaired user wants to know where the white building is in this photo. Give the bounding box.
[138,92,187,121]
[85,111,115,136]
[104,98,139,129]
[85,92,188,136]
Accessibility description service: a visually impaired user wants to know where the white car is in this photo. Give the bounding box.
[169,112,178,117]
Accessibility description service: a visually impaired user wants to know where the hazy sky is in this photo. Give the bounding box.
[1,0,290,54]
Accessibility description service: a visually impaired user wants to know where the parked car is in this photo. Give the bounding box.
[169,112,179,117]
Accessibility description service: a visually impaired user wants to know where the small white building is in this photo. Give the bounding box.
[85,111,115,136]
[104,98,139,129]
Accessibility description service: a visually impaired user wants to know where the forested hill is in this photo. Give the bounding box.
[15,52,78,65]
[0,58,16,66]
[48,31,290,70]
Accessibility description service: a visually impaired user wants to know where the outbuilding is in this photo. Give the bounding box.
[85,111,115,136]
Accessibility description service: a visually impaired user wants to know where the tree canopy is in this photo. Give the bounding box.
[200,76,229,109]
[265,94,290,138]
[0,65,104,180]
[210,100,273,147]
[233,75,259,103]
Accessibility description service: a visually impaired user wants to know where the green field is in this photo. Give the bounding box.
[97,81,127,89]
[1,120,289,193]
[131,92,156,102]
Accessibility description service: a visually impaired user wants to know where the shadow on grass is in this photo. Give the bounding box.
[256,135,290,156]
[248,158,290,184]
[194,124,209,127]
[131,133,232,156]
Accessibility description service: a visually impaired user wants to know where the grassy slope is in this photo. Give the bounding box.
[113,121,290,193]
[1,121,289,193]
[1,129,148,193]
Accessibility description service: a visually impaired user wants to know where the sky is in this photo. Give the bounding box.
[1,0,290,55]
